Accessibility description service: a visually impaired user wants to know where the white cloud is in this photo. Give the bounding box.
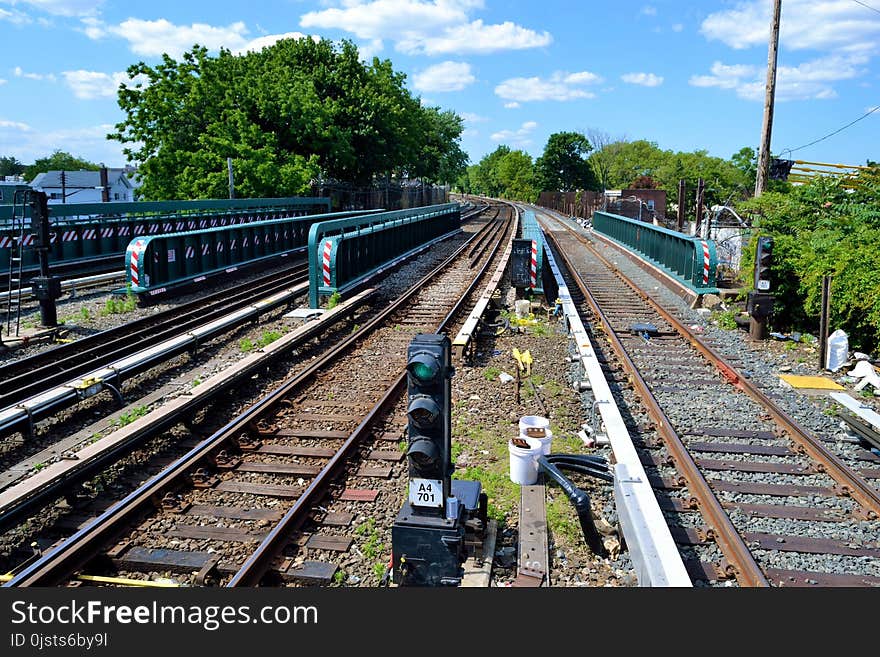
[701,0,880,53]
[640,5,657,16]
[495,70,602,102]
[79,16,105,39]
[504,101,520,109]
[0,0,103,16]
[460,112,488,123]
[103,18,251,58]
[621,72,664,87]
[0,118,32,131]
[413,61,475,92]
[62,70,146,100]
[301,1,551,56]
[689,54,866,101]
[0,7,32,24]
[672,23,683,33]
[490,120,537,147]
[399,20,552,55]
[233,32,314,55]
[13,66,56,82]
[0,120,124,164]
[357,39,385,61]
[0,79,7,86]
[82,17,316,59]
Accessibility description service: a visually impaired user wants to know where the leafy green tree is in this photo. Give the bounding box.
[25,150,100,181]
[411,107,468,184]
[0,156,26,177]
[110,38,464,200]
[535,131,598,192]
[497,150,538,201]
[739,169,880,351]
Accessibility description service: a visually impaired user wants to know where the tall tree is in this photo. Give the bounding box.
[584,129,624,192]
[535,132,598,192]
[110,38,465,199]
[0,156,26,177]
[25,151,100,181]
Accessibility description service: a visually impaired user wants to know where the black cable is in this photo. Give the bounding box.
[782,105,880,156]
[852,0,880,16]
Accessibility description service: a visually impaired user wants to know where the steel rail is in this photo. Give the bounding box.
[7,204,504,587]
[0,264,308,412]
[554,219,880,520]
[230,204,515,586]
[545,228,770,587]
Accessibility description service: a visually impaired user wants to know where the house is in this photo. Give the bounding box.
[0,176,30,206]
[30,169,135,205]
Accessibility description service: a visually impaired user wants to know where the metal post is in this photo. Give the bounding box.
[60,171,66,204]
[694,178,705,234]
[755,0,782,197]
[818,275,831,370]
[749,314,767,341]
[100,166,109,203]
[677,179,686,231]
[31,192,60,328]
[227,158,235,199]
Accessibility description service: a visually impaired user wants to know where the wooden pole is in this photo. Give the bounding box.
[755,0,783,197]
[818,275,831,370]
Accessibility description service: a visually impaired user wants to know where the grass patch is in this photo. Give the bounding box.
[102,287,137,316]
[714,309,738,330]
[455,465,518,522]
[257,330,282,348]
[80,307,91,321]
[327,291,341,309]
[450,441,464,463]
[483,366,502,381]
[546,495,583,546]
[33,462,47,472]
[784,341,798,351]
[117,406,149,427]
[239,337,255,352]
[530,322,552,337]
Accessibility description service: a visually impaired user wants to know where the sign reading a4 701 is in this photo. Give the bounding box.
[409,478,443,508]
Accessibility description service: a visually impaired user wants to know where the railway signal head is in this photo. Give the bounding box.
[405,334,454,508]
[754,236,773,292]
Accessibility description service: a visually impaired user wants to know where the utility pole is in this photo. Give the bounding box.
[755,0,782,197]
[676,179,686,232]
[227,157,235,200]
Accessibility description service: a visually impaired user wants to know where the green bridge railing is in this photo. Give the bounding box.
[592,211,719,294]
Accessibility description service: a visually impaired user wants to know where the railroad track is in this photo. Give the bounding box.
[3,202,514,587]
[539,209,880,587]
[0,262,310,413]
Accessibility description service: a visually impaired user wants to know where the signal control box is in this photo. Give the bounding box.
[30,276,63,302]
[392,479,486,586]
[747,291,774,319]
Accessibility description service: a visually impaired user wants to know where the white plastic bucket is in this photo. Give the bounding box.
[508,437,543,485]
[519,415,550,437]
[522,428,553,455]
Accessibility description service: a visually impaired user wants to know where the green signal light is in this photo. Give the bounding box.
[408,353,440,384]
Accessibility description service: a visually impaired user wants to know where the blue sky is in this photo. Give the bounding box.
[1,0,878,170]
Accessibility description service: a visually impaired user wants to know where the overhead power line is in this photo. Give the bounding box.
[852,0,880,17]
[781,104,880,156]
